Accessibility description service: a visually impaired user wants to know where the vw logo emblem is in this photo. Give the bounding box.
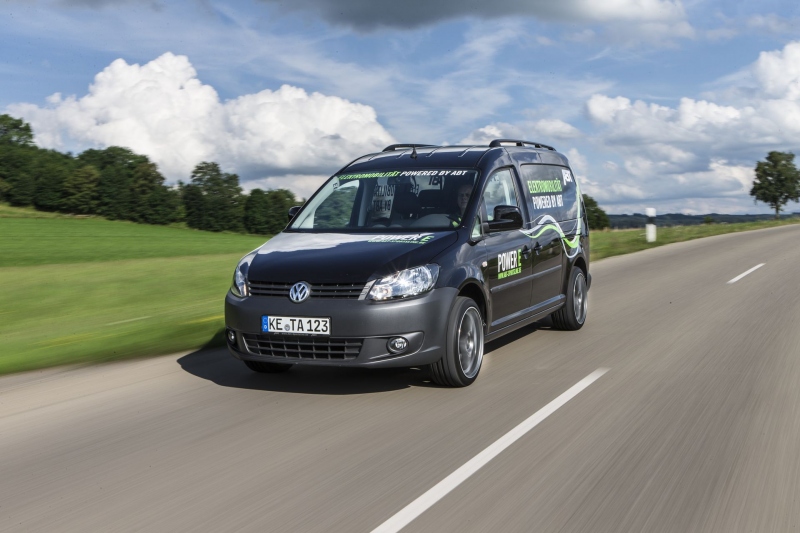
[289,282,310,303]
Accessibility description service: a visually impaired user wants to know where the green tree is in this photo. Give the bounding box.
[32,149,75,211]
[129,161,179,224]
[62,165,100,214]
[78,147,149,220]
[0,145,36,206]
[244,189,270,234]
[264,188,298,234]
[0,115,37,205]
[0,114,34,146]
[582,194,610,230]
[183,162,245,232]
[751,151,800,219]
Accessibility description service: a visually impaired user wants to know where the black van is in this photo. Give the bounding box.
[224,140,590,386]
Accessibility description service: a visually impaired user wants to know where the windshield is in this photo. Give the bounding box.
[289,169,479,232]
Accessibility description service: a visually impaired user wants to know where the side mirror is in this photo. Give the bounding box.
[287,205,301,222]
[487,205,523,232]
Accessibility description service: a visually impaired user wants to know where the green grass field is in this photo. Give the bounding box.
[590,218,800,260]
[1,203,798,375]
[0,205,269,374]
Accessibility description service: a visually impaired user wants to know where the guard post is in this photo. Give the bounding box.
[646,207,656,242]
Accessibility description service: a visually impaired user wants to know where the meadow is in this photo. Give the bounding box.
[590,218,800,260]
[1,203,797,374]
[0,205,268,374]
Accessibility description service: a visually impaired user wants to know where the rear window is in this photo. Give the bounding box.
[519,164,579,222]
[289,169,479,232]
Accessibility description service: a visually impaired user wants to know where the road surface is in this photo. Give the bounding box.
[1,224,799,532]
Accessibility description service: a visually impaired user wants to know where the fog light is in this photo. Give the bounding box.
[387,337,409,354]
[226,328,236,345]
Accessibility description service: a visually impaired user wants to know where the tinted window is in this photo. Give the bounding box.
[519,164,578,222]
[290,169,478,232]
[482,169,520,222]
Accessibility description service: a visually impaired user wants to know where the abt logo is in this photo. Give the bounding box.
[497,249,522,279]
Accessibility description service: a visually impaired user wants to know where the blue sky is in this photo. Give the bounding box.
[3,0,800,214]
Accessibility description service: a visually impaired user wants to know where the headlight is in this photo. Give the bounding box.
[230,252,256,298]
[368,264,440,301]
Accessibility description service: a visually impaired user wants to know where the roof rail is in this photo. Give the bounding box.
[489,139,556,151]
[382,144,435,152]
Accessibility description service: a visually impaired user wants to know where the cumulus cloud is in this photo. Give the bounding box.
[257,0,689,30]
[459,118,580,146]
[242,174,328,201]
[583,40,800,213]
[746,14,800,35]
[7,53,394,189]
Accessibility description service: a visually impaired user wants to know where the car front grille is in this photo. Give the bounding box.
[248,281,367,299]
[242,334,363,360]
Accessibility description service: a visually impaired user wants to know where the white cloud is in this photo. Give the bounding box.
[7,53,394,188]
[459,118,580,146]
[458,123,521,145]
[582,40,800,213]
[533,118,582,139]
[746,14,800,35]
[242,174,328,201]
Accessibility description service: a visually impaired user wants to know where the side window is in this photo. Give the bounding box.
[471,211,482,239]
[519,164,578,222]
[482,169,520,222]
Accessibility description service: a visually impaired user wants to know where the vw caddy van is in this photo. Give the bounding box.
[225,140,590,386]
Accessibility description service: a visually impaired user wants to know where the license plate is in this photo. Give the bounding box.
[262,315,330,335]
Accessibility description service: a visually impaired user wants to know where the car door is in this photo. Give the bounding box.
[480,168,535,328]
[519,164,566,307]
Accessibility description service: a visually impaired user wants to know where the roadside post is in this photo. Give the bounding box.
[646,208,656,242]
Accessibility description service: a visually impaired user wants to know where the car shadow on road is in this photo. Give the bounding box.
[178,320,547,395]
[177,346,434,395]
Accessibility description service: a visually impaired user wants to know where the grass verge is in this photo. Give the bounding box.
[0,254,241,374]
[589,218,800,261]
[1,206,798,375]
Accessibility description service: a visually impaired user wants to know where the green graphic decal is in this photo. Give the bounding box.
[521,177,584,257]
[497,249,522,279]
[368,234,435,244]
[338,171,401,180]
[527,180,563,194]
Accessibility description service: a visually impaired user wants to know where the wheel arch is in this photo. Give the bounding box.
[457,280,488,327]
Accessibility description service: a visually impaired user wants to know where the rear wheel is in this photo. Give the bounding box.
[430,297,484,387]
[551,267,588,331]
[243,360,293,373]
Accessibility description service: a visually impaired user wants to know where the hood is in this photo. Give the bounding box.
[247,231,458,284]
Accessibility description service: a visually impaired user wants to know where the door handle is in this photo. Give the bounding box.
[533,242,542,255]
[522,245,531,259]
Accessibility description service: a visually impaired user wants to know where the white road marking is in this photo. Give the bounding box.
[104,316,152,326]
[371,368,610,533]
[727,263,765,284]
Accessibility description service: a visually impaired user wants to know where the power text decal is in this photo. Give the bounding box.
[498,249,522,279]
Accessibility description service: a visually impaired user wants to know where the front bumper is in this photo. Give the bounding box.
[224,287,458,368]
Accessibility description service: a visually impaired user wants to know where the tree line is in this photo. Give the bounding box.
[1,112,613,233]
[0,114,298,235]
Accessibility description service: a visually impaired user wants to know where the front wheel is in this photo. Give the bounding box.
[429,297,484,387]
[551,267,588,331]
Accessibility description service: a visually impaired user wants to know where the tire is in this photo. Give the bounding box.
[429,297,485,387]
[551,267,588,331]
[243,360,293,373]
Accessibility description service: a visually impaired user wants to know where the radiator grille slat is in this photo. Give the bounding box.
[242,334,363,360]
[248,281,365,299]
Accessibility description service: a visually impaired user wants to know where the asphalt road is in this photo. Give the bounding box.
[2,224,799,532]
